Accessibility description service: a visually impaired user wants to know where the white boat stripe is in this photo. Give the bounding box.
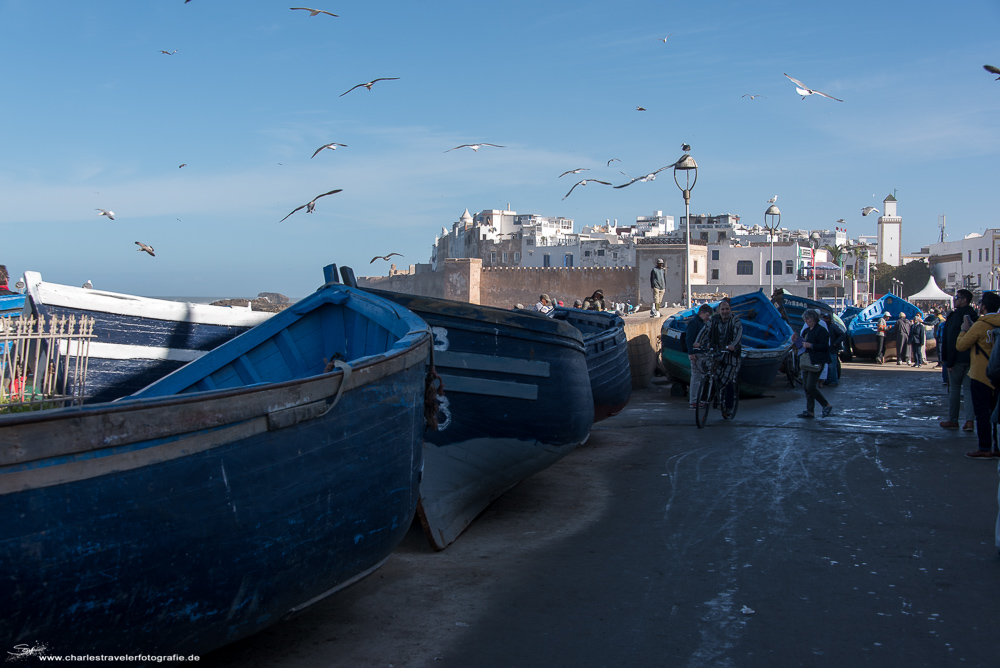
[58,339,206,362]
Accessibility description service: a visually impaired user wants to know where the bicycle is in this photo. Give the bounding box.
[693,349,740,428]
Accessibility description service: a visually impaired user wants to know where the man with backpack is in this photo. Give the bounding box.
[956,291,1000,458]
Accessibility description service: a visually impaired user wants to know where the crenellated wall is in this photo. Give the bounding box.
[358,259,637,308]
[479,266,637,308]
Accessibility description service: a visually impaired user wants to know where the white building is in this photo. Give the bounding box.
[876,194,902,266]
[929,230,1000,292]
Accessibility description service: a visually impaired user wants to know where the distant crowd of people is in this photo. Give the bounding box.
[523,290,638,316]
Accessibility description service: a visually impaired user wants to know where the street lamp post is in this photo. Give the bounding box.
[870,266,878,303]
[764,204,781,295]
[673,147,698,308]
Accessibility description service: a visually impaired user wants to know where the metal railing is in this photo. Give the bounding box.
[1,315,96,411]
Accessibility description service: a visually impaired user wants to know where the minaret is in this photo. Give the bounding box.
[876,193,902,266]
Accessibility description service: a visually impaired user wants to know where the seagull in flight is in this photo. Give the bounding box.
[311,142,347,158]
[742,94,765,99]
[636,106,647,111]
[445,143,504,152]
[160,50,177,55]
[563,179,612,200]
[614,162,679,189]
[559,168,589,178]
[178,163,186,168]
[658,33,675,43]
[783,73,843,102]
[340,77,400,97]
[290,7,338,17]
[767,195,777,203]
[984,65,1000,80]
[370,252,403,264]
[861,206,879,217]
[279,189,343,222]
[96,208,115,220]
[607,158,621,166]
[135,241,155,257]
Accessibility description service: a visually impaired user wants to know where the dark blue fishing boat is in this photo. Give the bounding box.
[364,288,593,550]
[0,266,431,656]
[0,293,24,318]
[552,307,631,421]
[848,294,923,359]
[22,271,274,403]
[660,290,793,397]
[839,305,863,329]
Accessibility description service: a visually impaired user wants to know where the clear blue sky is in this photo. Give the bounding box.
[2,0,999,298]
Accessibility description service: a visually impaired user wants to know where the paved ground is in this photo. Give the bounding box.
[206,361,1000,668]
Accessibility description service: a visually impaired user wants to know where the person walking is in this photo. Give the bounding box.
[941,289,978,431]
[650,259,666,318]
[794,309,833,418]
[685,304,714,409]
[694,297,743,419]
[895,313,911,365]
[955,291,1000,459]
[875,314,887,364]
[910,315,926,367]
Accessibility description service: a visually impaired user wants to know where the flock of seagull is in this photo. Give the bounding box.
[96,7,1000,264]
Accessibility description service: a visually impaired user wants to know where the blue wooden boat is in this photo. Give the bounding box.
[552,307,631,421]
[0,266,431,656]
[848,294,923,359]
[660,290,793,397]
[22,271,274,403]
[1,293,25,318]
[839,305,863,329]
[364,288,593,550]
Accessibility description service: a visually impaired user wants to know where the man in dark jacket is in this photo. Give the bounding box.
[941,289,977,430]
[650,259,666,318]
[895,313,911,365]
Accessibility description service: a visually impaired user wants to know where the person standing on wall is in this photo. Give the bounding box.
[650,259,666,318]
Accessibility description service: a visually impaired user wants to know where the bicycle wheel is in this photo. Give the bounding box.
[728,384,740,420]
[695,376,713,428]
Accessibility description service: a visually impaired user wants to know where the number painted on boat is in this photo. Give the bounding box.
[436,394,452,431]
[432,326,449,352]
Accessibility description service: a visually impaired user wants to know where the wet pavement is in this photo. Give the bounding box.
[206,362,1000,668]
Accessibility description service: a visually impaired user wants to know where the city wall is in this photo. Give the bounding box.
[358,259,637,308]
[479,266,637,308]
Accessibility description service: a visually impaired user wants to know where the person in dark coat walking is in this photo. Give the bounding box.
[793,308,833,418]
[941,289,978,430]
[909,315,927,367]
[895,313,911,365]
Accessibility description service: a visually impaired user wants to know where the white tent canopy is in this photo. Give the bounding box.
[907,276,952,302]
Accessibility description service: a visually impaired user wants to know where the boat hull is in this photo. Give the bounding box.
[367,290,593,550]
[0,281,429,656]
[553,308,631,421]
[23,272,273,403]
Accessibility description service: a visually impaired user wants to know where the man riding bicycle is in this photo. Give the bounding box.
[692,297,743,418]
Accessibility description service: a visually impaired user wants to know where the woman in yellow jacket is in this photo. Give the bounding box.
[956,291,1000,459]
